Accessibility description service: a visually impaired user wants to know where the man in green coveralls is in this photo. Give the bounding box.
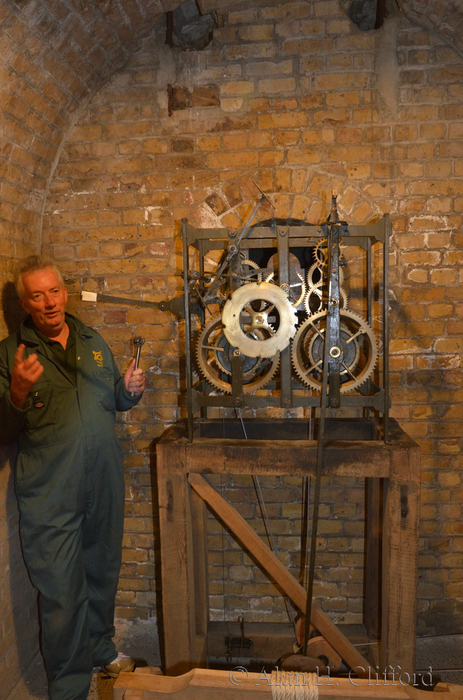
[0,257,145,700]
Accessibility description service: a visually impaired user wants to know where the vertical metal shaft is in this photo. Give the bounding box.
[383,214,390,443]
[182,219,194,442]
[302,216,334,655]
[302,302,330,656]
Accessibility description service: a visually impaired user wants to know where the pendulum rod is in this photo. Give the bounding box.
[300,390,313,588]
[237,409,298,641]
[302,302,330,655]
[302,197,341,655]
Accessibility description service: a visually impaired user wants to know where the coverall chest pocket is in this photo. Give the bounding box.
[91,369,116,412]
[25,381,57,432]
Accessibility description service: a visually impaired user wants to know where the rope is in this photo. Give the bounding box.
[270,671,319,700]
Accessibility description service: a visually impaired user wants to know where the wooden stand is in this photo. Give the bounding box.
[156,419,420,678]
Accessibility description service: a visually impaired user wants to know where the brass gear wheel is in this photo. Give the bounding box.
[307,262,344,290]
[240,258,262,283]
[314,239,330,267]
[196,316,279,394]
[304,282,348,316]
[222,282,298,358]
[314,238,344,268]
[291,309,377,394]
[289,272,306,309]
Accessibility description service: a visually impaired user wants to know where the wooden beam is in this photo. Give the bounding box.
[115,667,446,700]
[381,445,420,677]
[157,444,208,675]
[188,472,373,677]
[365,478,382,641]
[181,439,391,478]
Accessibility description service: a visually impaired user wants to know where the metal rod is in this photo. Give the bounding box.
[182,219,194,442]
[84,293,161,308]
[383,214,390,443]
[299,476,311,588]
[303,327,330,655]
[236,409,298,641]
[302,218,334,656]
[203,194,266,302]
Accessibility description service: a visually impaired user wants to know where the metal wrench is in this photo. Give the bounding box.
[132,336,145,396]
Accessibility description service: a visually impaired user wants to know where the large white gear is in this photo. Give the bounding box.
[291,309,378,394]
[196,315,279,394]
[222,282,298,358]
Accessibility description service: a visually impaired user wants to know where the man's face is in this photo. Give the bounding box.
[20,267,68,338]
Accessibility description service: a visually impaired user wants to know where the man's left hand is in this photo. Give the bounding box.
[124,359,146,396]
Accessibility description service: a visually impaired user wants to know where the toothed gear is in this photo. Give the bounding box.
[307,262,344,290]
[291,309,377,393]
[290,272,307,309]
[304,282,348,316]
[196,316,279,394]
[314,238,345,268]
[314,239,329,267]
[222,282,298,358]
[240,258,263,283]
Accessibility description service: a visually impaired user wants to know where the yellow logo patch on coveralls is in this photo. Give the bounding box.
[92,351,104,367]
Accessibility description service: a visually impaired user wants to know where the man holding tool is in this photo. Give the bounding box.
[0,256,145,700]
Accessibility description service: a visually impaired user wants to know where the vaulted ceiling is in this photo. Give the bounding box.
[1,0,462,124]
[0,0,461,251]
[400,0,463,58]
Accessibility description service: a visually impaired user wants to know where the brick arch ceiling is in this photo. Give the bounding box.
[0,0,461,252]
[399,0,463,58]
[0,0,186,253]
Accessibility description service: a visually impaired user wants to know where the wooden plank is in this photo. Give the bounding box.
[180,439,391,478]
[157,440,197,676]
[188,472,373,677]
[196,418,378,441]
[114,668,416,699]
[365,478,382,641]
[381,445,420,677]
[190,487,209,653]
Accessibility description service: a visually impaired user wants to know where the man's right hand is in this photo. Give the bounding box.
[10,344,44,408]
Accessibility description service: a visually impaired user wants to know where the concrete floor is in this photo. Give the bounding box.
[415,634,463,686]
[6,628,463,699]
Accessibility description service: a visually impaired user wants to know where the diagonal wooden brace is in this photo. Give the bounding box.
[188,472,373,678]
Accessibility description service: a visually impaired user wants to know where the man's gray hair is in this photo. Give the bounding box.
[14,256,65,299]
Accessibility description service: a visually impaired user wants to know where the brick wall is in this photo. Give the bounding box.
[39,1,463,636]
